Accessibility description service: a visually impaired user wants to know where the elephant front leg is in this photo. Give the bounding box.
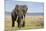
[11,14,16,27]
[22,21,25,27]
[12,21,15,27]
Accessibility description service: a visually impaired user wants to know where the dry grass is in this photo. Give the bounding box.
[5,15,44,31]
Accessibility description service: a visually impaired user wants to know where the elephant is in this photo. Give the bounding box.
[11,5,28,28]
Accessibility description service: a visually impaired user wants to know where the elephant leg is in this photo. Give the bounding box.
[17,19,19,27]
[12,20,15,27]
[11,13,17,27]
[17,17,22,28]
[11,14,15,27]
[22,21,25,27]
[12,17,15,27]
[17,18,20,27]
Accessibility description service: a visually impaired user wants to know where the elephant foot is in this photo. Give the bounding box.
[12,23,15,27]
[12,25,14,27]
[12,25,15,27]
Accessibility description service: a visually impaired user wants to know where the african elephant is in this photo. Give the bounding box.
[11,5,28,28]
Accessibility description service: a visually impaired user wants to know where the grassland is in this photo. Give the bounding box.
[5,15,44,31]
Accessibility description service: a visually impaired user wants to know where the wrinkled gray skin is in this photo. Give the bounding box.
[11,5,28,28]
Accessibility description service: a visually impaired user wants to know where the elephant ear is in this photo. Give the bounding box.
[23,5,28,15]
[14,5,19,14]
